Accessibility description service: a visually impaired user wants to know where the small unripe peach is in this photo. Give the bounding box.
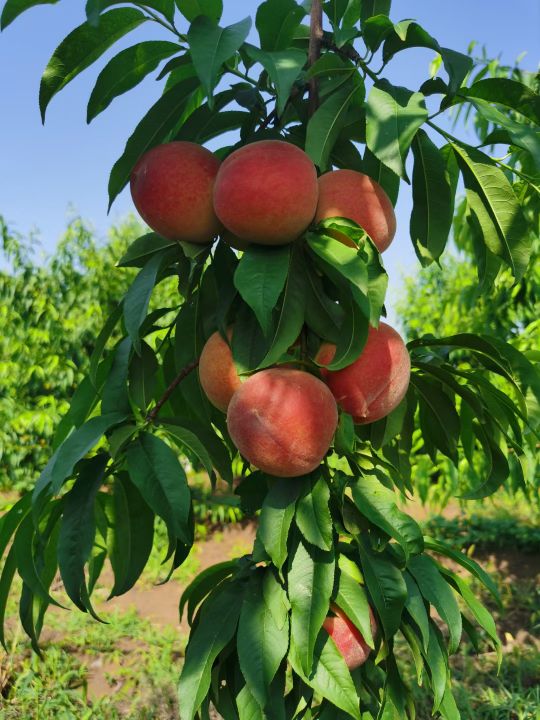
[130,141,222,244]
[315,169,396,252]
[317,322,410,424]
[323,605,377,670]
[226,368,338,477]
[198,329,241,413]
[213,140,319,245]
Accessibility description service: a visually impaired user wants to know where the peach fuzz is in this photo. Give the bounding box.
[316,322,410,424]
[198,329,241,413]
[130,142,222,244]
[213,140,319,245]
[226,368,338,477]
[315,169,396,252]
[323,605,377,670]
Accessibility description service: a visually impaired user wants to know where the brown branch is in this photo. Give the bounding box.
[308,0,323,117]
[146,358,199,423]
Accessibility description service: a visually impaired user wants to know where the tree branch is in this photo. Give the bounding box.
[308,0,323,117]
[146,358,199,423]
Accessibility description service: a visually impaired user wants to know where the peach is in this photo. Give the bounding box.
[226,368,338,477]
[198,329,241,413]
[130,141,222,244]
[315,169,396,252]
[323,605,377,670]
[316,322,410,424]
[213,140,319,245]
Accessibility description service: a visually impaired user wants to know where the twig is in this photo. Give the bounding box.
[308,0,324,116]
[321,37,380,82]
[146,359,199,423]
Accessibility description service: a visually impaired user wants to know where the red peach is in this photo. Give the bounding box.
[315,169,396,252]
[323,605,377,670]
[316,322,410,424]
[226,368,338,477]
[213,140,319,245]
[198,329,241,413]
[130,142,222,244]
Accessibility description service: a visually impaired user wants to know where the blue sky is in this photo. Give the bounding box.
[0,0,538,309]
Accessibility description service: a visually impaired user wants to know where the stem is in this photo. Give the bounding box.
[146,359,199,423]
[226,65,259,87]
[308,0,324,116]
[141,6,183,40]
[321,38,379,82]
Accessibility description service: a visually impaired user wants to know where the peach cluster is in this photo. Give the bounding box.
[130,139,396,251]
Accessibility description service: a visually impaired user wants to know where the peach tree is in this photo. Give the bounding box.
[1,1,539,718]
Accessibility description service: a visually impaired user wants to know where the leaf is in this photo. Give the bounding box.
[129,340,159,409]
[323,285,369,371]
[188,15,251,106]
[357,538,407,638]
[237,572,289,708]
[306,80,364,170]
[123,251,164,353]
[163,423,215,482]
[412,374,460,463]
[236,683,264,720]
[178,582,242,720]
[257,478,305,572]
[404,572,430,652]
[307,233,368,296]
[1,0,59,29]
[39,9,146,120]
[288,535,335,675]
[296,474,333,551]
[464,77,540,125]
[410,129,453,264]
[108,76,201,207]
[87,41,180,122]
[304,266,344,343]
[58,455,108,611]
[408,554,462,654]
[0,546,18,649]
[335,570,374,648]
[425,622,448,712]
[366,80,428,180]
[126,433,192,551]
[459,429,510,500]
[89,303,123,383]
[109,474,154,597]
[256,0,306,51]
[86,0,175,23]
[175,0,223,23]
[361,0,390,23]
[102,337,132,415]
[350,475,423,559]
[179,560,237,624]
[246,46,306,115]
[234,245,290,337]
[0,493,31,559]
[362,148,400,205]
[451,142,530,279]
[476,101,540,170]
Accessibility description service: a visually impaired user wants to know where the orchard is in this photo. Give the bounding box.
[0,1,539,719]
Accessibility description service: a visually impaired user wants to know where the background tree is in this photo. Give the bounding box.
[0,2,539,719]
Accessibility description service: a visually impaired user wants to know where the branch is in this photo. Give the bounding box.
[308,0,323,116]
[146,358,199,423]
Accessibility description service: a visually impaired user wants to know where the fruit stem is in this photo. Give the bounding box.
[146,358,199,423]
[308,0,324,117]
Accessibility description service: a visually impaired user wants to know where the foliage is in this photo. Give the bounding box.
[0,1,539,719]
[423,513,540,553]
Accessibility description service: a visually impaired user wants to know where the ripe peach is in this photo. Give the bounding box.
[198,329,241,413]
[130,142,222,244]
[226,368,338,477]
[316,322,410,424]
[213,140,319,245]
[315,169,396,252]
[323,605,377,670]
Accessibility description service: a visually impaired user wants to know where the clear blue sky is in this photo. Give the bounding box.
[0,0,538,309]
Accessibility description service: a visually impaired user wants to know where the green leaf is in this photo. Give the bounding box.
[410,129,453,264]
[366,80,428,180]
[178,582,242,720]
[304,266,344,343]
[288,535,335,675]
[177,106,246,144]
[307,233,368,296]
[179,560,237,624]
[425,622,448,712]
[0,493,31,559]
[476,102,540,170]
[334,411,355,455]
[86,0,175,24]
[404,572,430,652]
[236,683,264,720]
[123,251,163,353]
[439,682,461,720]
[39,9,146,121]
[256,0,306,51]
[464,77,540,125]
[1,0,58,28]
[126,433,192,551]
[188,15,251,106]
[412,374,461,463]
[246,46,306,115]
[102,337,132,415]
[357,539,407,638]
[361,0,390,23]
[296,474,333,551]
[362,148,400,205]
[257,478,305,572]
[163,423,215,482]
[238,571,289,708]
[324,285,369,371]
[306,80,364,170]
[350,475,423,559]
[87,41,180,122]
[451,142,530,279]
[362,14,394,52]
[0,546,17,649]
[89,303,123,383]
[234,245,291,337]
[58,454,108,611]
[109,474,154,597]
[108,76,201,208]
[459,429,510,500]
[175,0,222,23]
[335,570,374,648]
[129,340,158,409]
[408,554,462,654]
